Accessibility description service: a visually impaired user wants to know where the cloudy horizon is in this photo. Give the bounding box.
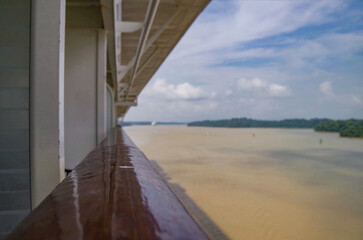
[125,0,363,122]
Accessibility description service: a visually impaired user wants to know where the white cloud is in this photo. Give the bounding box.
[125,1,363,121]
[268,84,291,97]
[320,81,334,96]
[147,78,211,101]
[225,89,233,96]
[238,78,291,97]
[215,32,363,72]
[238,78,267,90]
[174,100,217,112]
[171,0,345,60]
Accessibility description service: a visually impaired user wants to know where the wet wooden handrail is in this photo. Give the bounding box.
[7,127,209,240]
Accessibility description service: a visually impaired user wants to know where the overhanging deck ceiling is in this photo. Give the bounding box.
[101,0,210,118]
[66,0,210,118]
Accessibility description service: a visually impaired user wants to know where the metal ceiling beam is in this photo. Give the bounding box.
[116,21,143,33]
[100,0,117,94]
[66,2,101,7]
[122,0,160,100]
[114,0,124,86]
[113,0,145,101]
[99,0,210,118]
[116,5,183,89]
[115,100,137,107]
[144,6,182,52]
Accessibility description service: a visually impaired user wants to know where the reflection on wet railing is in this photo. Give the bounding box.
[70,169,83,240]
[7,127,209,240]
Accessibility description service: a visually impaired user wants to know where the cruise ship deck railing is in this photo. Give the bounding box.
[7,127,209,240]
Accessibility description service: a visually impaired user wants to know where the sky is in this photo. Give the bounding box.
[125,0,363,122]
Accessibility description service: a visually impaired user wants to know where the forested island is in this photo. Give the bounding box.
[314,120,363,137]
[188,118,363,138]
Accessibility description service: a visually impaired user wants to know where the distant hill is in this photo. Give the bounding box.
[122,121,186,126]
[188,118,363,138]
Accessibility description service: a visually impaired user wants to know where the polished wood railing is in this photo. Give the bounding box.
[7,127,209,239]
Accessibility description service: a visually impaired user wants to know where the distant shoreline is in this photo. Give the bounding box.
[122,121,187,126]
[123,118,363,138]
[187,118,363,138]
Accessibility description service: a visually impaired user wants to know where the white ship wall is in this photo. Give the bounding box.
[64,29,107,170]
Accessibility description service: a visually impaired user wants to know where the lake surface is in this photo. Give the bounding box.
[124,126,363,240]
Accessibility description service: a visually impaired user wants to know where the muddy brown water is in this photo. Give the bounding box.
[125,126,363,240]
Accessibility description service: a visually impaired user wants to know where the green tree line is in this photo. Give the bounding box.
[314,120,363,137]
[188,118,331,128]
[188,118,363,138]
